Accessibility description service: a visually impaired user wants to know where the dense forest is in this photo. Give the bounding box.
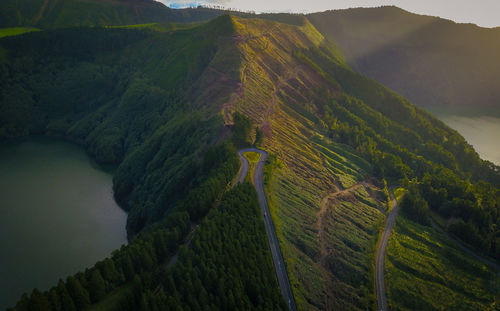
[7,142,271,310]
[8,180,287,310]
[0,16,241,236]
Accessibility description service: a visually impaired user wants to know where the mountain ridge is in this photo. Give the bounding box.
[1,12,500,311]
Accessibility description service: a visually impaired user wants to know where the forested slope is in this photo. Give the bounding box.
[0,0,225,28]
[0,15,240,235]
[2,13,500,311]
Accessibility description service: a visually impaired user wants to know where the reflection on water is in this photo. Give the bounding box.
[0,139,127,309]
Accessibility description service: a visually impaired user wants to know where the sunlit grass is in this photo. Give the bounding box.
[0,27,39,38]
[243,151,260,182]
[393,187,407,202]
[386,216,500,310]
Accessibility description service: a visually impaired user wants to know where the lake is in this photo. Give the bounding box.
[428,109,500,166]
[0,139,127,309]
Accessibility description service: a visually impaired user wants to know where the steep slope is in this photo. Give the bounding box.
[308,6,500,114]
[0,15,241,236]
[221,16,500,310]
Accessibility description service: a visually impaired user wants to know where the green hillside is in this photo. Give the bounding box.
[308,6,500,114]
[0,15,241,236]
[0,0,225,28]
[1,12,499,311]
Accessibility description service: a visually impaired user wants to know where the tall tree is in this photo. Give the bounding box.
[88,269,106,303]
[66,276,90,310]
[57,280,76,311]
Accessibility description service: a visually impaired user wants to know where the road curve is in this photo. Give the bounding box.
[238,148,298,311]
[376,189,399,311]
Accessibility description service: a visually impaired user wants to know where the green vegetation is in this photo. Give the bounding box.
[0,16,241,236]
[231,112,254,148]
[0,0,225,28]
[220,15,499,310]
[386,216,500,310]
[9,141,243,310]
[138,183,286,310]
[2,9,499,311]
[0,27,39,38]
[243,151,261,182]
[393,187,406,202]
[107,22,199,33]
[399,187,431,225]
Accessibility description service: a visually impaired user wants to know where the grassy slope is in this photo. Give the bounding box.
[227,15,499,310]
[386,216,500,310]
[227,16,387,310]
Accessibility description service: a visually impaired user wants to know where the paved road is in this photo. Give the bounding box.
[375,189,399,311]
[238,148,298,311]
[236,151,250,184]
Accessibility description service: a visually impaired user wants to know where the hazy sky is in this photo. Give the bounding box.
[161,0,500,28]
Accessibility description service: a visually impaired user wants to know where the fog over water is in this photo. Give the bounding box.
[0,139,127,309]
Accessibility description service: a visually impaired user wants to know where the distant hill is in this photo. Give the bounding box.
[4,3,500,114]
[0,0,225,27]
[308,6,500,114]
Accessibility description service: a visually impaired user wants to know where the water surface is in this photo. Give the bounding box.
[431,113,500,166]
[0,139,127,309]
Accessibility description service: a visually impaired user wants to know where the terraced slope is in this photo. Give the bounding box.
[219,16,499,310]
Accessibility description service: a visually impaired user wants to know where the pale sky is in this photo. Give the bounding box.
[160,0,500,28]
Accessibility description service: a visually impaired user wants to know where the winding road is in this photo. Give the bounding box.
[375,189,399,311]
[238,148,298,311]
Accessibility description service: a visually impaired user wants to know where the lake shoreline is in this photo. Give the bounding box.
[0,138,127,310]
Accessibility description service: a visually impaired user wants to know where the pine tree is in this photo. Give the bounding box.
[48,288,61,311]
[88,269,107,303]
[66,276,90,310]
[28,288,51,311]
[121,254,135,281]
[57,280,76,311]
[15,293,30,311]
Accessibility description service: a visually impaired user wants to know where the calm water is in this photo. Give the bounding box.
[0,139,127,309]
[430,111,500,166]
